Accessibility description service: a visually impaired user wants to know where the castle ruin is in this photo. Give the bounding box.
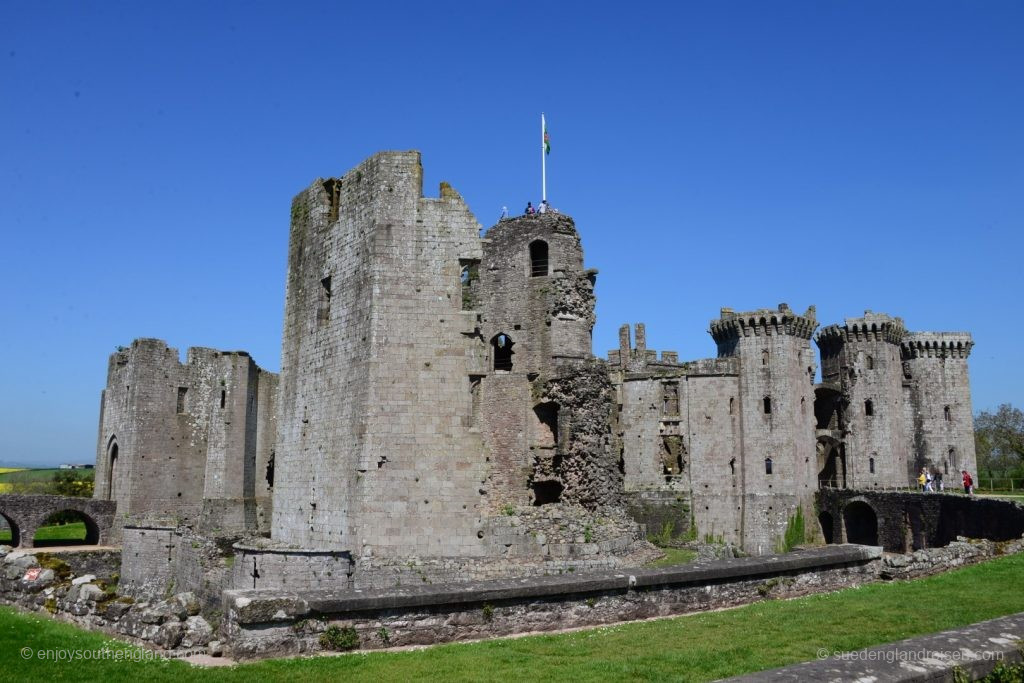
[91,151,977,593]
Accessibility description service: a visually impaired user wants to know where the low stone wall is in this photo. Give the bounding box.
[224,545,884,659]
[0,545,221,655]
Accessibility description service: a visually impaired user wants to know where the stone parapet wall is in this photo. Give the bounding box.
[223,545,883,659]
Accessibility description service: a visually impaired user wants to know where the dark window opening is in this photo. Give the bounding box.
[176,387,187,414]
[532,480,563,505]
[729,457,736,475]
[869,456,875,474]
[533,402,559,449]
[460,259,480,310]
[322,178,341,223]
[469,375,483,426]
[660,435,685,480]
[265,452,275,489]
[493,333,514,371]
[944,405,951,422]
[529,240,549,277]
[220,390,226,409]
[763,396,772,414]
[765,457,773,475]
[318,276,332,326]
[866,355,874,370]
[865,399,874,416]
[729,397,735,415]
[662,382,679,416]
[761,349,769,366]
[107,439,119,501]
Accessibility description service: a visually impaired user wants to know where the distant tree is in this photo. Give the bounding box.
[975,403,1024,479]
[51,470,94,498]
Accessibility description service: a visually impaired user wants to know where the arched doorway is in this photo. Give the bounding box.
[818,511,834,544]
[492,333,514,371]
[32,510,100,548]
[0,512,21,547]
[817,436,846,489]
[843,501,878,545]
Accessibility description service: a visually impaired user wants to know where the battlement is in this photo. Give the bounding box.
[816,311,907,348]
[901,332,974,359]
[609,323,680,369]
[709,303,818,352]
[485,211,579,240]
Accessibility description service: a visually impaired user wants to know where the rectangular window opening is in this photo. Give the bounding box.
[176,387,188,414]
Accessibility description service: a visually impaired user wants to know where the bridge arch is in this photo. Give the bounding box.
[0,511,21,548]
[32,508,101,547]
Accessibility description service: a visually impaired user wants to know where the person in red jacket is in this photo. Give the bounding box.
[961,470,974,495]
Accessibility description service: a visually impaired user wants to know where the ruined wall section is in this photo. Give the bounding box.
[94,339,206,523]
[611,323,742,544]
[711,304,819,554]
[815,313,909,489]
[901,333,977,482]
[272,151,488,559]
[477,213,596,510]
[95,339,276,533]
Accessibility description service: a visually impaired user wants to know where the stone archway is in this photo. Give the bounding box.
[817,436,846,489]
[32,509,101,548]
[0,512,21,548]
[843,500,878,545]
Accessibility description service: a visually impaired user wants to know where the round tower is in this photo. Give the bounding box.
[900,332,976,482]
[709,303,819,554]
[814,312,908,490]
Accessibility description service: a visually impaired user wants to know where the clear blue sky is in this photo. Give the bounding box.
[2,1,1021,466]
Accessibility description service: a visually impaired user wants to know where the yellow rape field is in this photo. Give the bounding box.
[0,483,11,493]
[0,468,25,474]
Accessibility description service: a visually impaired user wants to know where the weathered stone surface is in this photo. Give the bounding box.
[152,620,185,649]
[181,615,213,647]
[78,584,106,602]
[71,574,96,586]
[224,590,309,624]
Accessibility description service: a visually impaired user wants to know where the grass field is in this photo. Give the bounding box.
[0,467,26,474]
[0,522,87,545]
[2,552,1024,682]
[644,547,698,568]
[0,468,90,483]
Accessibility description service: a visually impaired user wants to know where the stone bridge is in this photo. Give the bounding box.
[816,489,1024,553]
[0,495,117,548]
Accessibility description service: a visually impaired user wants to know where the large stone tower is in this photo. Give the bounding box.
[710,304,819,553]
[815,312,910,489]
[271,151,487,558]
[901,332,977,481]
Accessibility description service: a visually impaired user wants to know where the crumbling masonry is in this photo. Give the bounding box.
[92,151,977,593]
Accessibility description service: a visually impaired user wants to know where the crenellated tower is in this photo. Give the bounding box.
[815,312,909,489]
[900,332,976,482]
[709,304,819,553]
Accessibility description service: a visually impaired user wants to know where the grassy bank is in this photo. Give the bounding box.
[3,552,1024,682]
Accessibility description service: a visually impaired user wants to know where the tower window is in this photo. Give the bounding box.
[318,275,332,326]
[866,355,874,370]
[176,387,188,414]
[662,382,679,416]
[869,456,876,474]
[492,333,514,371]
[220,390,226,409]
[944,405,951,422]
[765,457,773,475]
[865,399,874,416]
[763,396,772,414]
[761,349,769,366]
[529,240,549,277]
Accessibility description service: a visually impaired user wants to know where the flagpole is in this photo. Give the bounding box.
[541,113,547,202]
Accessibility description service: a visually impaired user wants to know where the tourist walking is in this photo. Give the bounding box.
[918,469,927,491]
[962,470,974,495]
[525,201,535,215]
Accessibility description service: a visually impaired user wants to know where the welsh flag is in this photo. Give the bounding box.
[544,122,551,155]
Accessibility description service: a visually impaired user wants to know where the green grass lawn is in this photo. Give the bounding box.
[644,547,698,568]
[0,522,87,546]
[3,552,1024,682]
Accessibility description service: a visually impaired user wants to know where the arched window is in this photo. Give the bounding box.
[765,457,773,475]
[492,333,514,371]
[865,355,874,370]
[529,240,549,277]
[864,399,874,417]
[944,405,951,422]
[869,456,875,474]
[761,349,769,366]
[763,396,772,414]
[106,437,119,501]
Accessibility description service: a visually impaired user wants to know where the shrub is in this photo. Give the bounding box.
[319,625,359,651]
